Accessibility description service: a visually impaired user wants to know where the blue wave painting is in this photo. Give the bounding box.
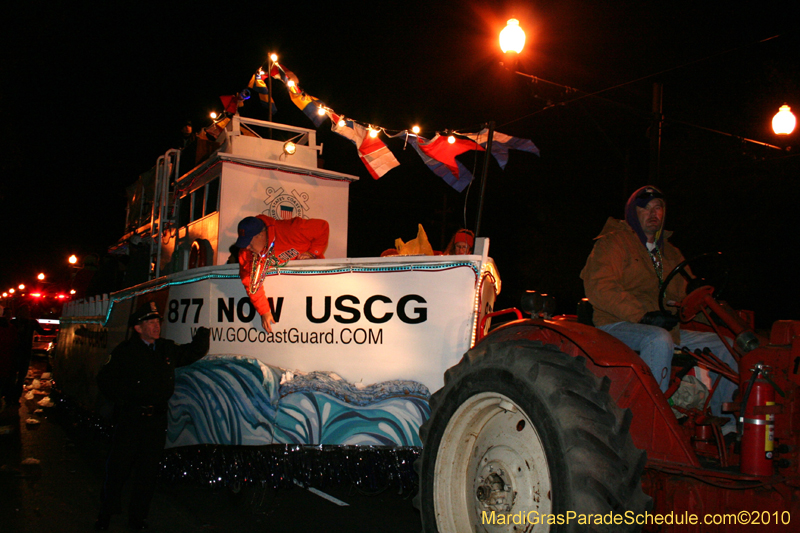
[166,356,430,448]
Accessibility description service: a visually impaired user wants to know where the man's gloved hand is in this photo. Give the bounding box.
[192,326,211,355]
[193,326,210,341]
[639,311,679,331]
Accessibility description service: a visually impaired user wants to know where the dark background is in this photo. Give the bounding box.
[2,1,798,328]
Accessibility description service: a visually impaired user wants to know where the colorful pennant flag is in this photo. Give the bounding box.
[287,85,327,128]
[464,129,540,169]
[219,92,247,115]
[270,63,299,85]
[238,58,540,191]
[407,134,484,192]
[200,115,231,141]
[331,113,399,179]
[247,73,277,115]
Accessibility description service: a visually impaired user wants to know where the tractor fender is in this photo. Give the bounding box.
[478,318,701,467]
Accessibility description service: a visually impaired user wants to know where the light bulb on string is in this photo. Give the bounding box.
[369,127,379,138]
[412,125,421,134]
[447,135,456,144]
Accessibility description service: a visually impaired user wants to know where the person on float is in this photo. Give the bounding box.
[444,229,475,255]
[95,302,210,530]
[235,215,329,332]
[581,185,737,431]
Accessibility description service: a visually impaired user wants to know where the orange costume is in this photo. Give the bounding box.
[238,215,329,316]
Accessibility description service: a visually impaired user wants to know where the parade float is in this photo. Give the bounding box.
[50,59,535,490]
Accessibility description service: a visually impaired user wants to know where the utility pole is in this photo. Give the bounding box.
[649,82,663,185]
[475,121,495,237]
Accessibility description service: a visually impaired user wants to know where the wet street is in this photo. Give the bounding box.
[0,361,422,532]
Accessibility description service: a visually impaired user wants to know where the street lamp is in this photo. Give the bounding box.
[38,273,46,281]
[478,19,529,235]
[499,19,525,54]
[68,254,78,266]
[773,104,796,135]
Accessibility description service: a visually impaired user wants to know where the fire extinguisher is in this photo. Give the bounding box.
[740,364,776,477]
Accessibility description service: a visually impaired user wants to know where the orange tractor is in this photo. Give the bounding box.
[416,256,799,532]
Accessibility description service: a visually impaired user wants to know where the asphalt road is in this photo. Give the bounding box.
[0,361,422,533]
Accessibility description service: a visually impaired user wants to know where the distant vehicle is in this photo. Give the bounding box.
[32,318,59,358]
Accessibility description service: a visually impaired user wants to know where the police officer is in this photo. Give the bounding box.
[95,302,210,530]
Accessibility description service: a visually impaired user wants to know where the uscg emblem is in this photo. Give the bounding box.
[263,187,311,220]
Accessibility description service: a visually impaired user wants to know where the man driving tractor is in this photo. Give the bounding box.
[581,185,738,433]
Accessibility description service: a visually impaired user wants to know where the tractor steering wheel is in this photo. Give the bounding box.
[658,252,729,322]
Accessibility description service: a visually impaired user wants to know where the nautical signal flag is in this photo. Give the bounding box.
[238,57,539,191]
[219,93,247,115]
[330,113,399,179]
[464,129,540,169]
[287,86,327,128]
[407,134,484,192]
[270,63,297,85]
[247,73,277,115]
[200,115,231,141]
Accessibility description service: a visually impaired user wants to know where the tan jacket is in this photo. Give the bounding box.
[581,218,687,343]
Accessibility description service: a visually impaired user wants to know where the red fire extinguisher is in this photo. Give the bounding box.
[741,366,776,477]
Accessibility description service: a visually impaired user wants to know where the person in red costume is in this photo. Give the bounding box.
[236,215,329,332]
[444,229,475,255]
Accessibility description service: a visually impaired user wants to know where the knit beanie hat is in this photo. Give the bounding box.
[625,185,665,249]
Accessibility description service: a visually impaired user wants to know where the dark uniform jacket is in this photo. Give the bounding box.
[97,330,209,411]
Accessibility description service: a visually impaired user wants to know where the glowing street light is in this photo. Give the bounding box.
[68,254,78,265]
[18,284,25,291]
[773,104,796,135]
[499,19,526,54]
[38,273,46,281]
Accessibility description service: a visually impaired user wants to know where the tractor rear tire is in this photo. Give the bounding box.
[415,339,651,532]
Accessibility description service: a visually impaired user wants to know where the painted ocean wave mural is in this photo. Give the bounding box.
[167,355,430,448]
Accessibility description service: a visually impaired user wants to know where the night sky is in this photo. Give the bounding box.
[2,1,798,328]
